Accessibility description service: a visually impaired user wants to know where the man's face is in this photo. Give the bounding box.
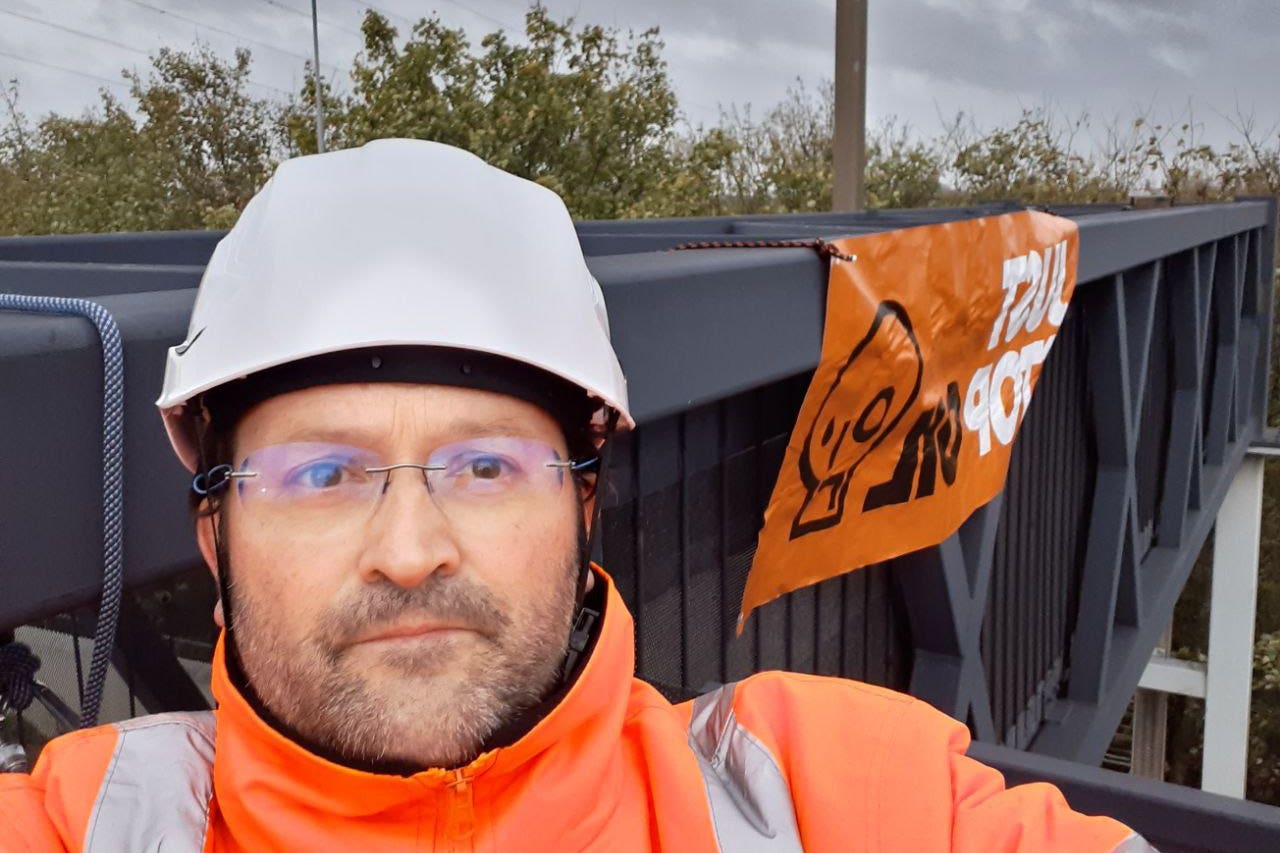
[196,382,588,769]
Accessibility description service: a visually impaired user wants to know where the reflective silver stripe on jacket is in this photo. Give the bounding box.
[84,711,216,853]
[1112,832,1160,852]
[687,683,804,852]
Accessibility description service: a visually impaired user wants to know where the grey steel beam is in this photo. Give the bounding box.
[895,495,1002,741]
[579,201,1271,290]
[968,741,1280,853]
[1076,202,1269,283]
[4,199,1251,274]
[0,290,198,627]
[589,247,828,424]
[1157,246,1212,548]
[0,230,224,266]
[0,262,203,298]
[1204,234,1244,462]
[1068,266,1159,706]
[581,205,1275,422]
[1243,198,1278,428]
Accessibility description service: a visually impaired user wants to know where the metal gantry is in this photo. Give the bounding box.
[1,200,1278,850]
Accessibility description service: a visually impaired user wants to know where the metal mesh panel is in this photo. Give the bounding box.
[681,405,725,689]
[983,300,1094,746]
[601,375,912,694]
[635,418,686,686]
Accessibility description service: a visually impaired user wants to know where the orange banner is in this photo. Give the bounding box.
[740,210,1079,628]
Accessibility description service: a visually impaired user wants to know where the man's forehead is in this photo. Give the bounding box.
[236,382,561,444]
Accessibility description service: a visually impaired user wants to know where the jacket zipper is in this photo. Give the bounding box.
[443,768,476,851]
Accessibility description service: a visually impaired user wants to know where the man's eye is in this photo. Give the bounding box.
[466,456,507,480]
[290,461,351,489]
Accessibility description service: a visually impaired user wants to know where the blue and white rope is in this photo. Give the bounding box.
[0,641,39,713]
[0,294,124,729]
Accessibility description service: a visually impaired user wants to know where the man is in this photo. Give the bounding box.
[0,139,1152,851]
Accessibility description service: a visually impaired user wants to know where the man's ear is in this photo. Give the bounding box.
[581,490,596,539]
[580,489,598,593]
[195,508,218,576]
[195,508,226,628]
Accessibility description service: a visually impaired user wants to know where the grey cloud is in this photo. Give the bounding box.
[2,0,1277,150]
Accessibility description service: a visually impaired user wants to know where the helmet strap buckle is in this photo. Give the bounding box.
[561,607,600,679]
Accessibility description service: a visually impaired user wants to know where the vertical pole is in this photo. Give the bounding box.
[1202,455,1264,798]
[1131,623,1171,780]
[832,0,867,211]
[311,0,326,154]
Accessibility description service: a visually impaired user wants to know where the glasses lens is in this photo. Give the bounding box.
[237,443,381,509]
[426,437,567,507]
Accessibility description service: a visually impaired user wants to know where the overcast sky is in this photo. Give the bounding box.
[1,0,1277,151]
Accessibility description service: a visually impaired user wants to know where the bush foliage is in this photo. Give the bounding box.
[3,7,1278,231]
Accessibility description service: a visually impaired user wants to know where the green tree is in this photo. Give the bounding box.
[0,83,156,234]
[623,127,741,218]
[129,47,280,228]
[284,7,687,220]
[0,46,278,235]
[865,118,941,209]
[755,81,833,212]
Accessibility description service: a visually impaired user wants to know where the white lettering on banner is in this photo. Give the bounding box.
[964,239,1068,456]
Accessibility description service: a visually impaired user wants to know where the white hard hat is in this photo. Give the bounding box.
[157,138,632,472]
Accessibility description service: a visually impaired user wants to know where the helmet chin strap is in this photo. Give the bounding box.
[191,403,242,668]
[211,516,236,648]
[560,408,620,679]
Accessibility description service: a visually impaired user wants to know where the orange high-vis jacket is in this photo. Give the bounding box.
[1,568,1148,852]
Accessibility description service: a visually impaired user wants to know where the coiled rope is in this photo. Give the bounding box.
[0,641,39,713]
[0,294,124,729]
[670,237,858,263]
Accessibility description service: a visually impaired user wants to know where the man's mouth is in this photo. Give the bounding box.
[349,620,475,648]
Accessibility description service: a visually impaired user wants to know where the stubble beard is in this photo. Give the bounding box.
[221,518,582,770]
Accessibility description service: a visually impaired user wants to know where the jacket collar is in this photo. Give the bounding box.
[208,567,635,826]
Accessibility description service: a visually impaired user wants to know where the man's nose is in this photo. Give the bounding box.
[356,468,462,588]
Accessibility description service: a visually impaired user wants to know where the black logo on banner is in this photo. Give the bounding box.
[790,301,922,539]
[862,381,962,511]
